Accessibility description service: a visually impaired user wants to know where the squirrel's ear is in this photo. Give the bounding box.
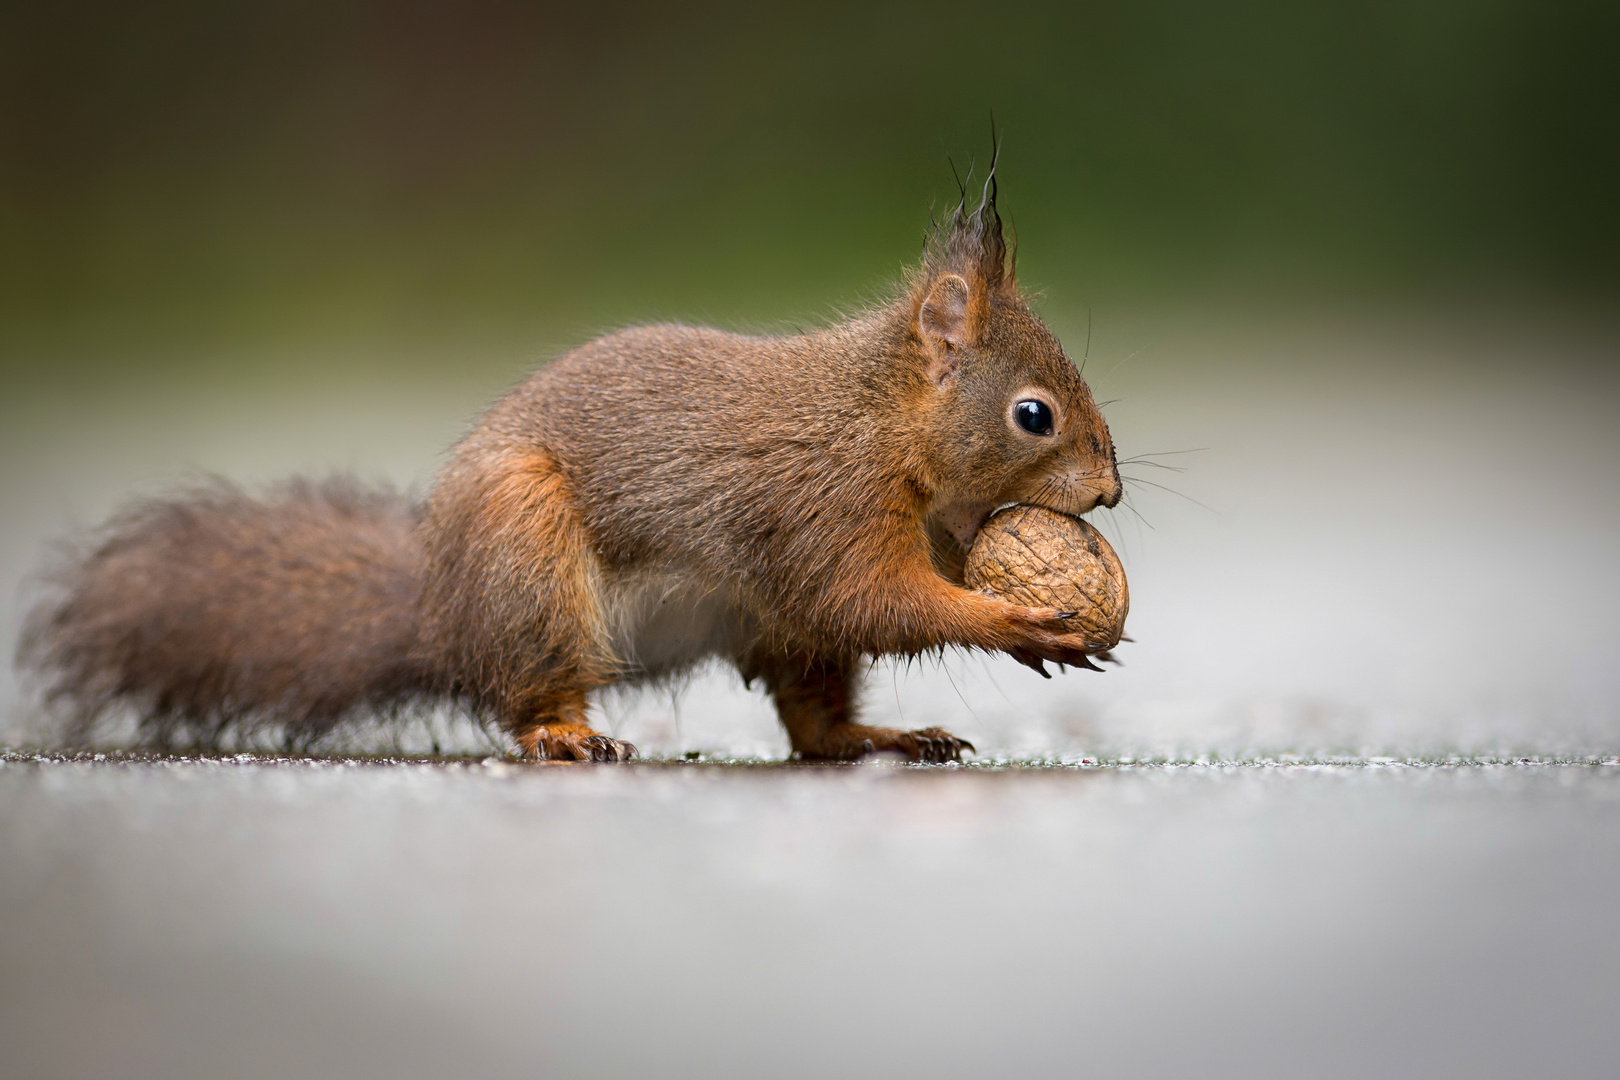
[919,273,970,385]
[921,273,970,345]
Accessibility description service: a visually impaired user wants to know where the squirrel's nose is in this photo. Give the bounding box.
[1100,466,1123,508]
[1098,439,1123,508]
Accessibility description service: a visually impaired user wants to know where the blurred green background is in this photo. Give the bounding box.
[4,0,1615,379]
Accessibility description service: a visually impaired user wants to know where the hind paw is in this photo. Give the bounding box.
[518,723,637,762]
[795,722,974,763]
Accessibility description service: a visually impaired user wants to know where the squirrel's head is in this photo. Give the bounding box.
[904,172,1122,548]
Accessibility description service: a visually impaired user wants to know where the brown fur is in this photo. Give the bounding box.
[19,477,428,749]
[19,177,1122,761]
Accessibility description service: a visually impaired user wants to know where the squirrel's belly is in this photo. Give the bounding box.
[602,569,748,678]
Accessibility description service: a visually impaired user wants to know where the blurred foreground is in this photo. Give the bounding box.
[3,752,1616,1080]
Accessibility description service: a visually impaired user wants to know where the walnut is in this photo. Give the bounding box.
[964,505,1130,649]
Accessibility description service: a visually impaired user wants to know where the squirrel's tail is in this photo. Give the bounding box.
[19,477,435,749]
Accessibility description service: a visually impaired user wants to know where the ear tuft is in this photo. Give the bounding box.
[920,130,1016,304]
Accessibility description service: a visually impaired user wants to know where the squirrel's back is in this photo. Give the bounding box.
[468,318,918,589]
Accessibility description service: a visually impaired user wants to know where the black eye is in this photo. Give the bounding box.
[1014,399,1054,436]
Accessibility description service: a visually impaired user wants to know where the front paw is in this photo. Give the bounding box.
[1002,605,1109,676]
[801,723,974,763]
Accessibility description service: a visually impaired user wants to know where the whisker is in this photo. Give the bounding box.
[1079,307,1093,378]
[1118,474,1217,513]
[1100,348,1145,382]
[1117,447,1208,460]
[939,658,977,721]
[1102,495,1156,532]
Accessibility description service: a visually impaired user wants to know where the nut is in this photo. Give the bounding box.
[964,505,1129,649]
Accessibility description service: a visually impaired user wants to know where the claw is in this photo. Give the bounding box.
[898,728,972,764]
[575,735,637,762]
[1015,654,1052,678]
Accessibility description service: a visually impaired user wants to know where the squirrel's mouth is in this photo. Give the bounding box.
[999,469,1116,524]
[938,490,1101,551]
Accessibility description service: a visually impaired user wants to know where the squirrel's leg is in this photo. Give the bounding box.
[422,445,634,762]
[492,562,636,762]
[741,650,972,763]
[507,682,635,762]
[821,528,1103,672]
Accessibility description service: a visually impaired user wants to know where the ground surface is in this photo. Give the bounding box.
[2,751,1617,1080]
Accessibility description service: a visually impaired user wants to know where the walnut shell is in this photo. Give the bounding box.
[964,505,1129,649]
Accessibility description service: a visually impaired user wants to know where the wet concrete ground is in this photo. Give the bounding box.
[3,752,1617,1080]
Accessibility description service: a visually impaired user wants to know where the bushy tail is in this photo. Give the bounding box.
[19,477,435,749]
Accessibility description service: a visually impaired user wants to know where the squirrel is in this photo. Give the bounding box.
[19,169,1123,762]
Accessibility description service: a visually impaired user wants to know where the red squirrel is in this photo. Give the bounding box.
[21,170,1123,762]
